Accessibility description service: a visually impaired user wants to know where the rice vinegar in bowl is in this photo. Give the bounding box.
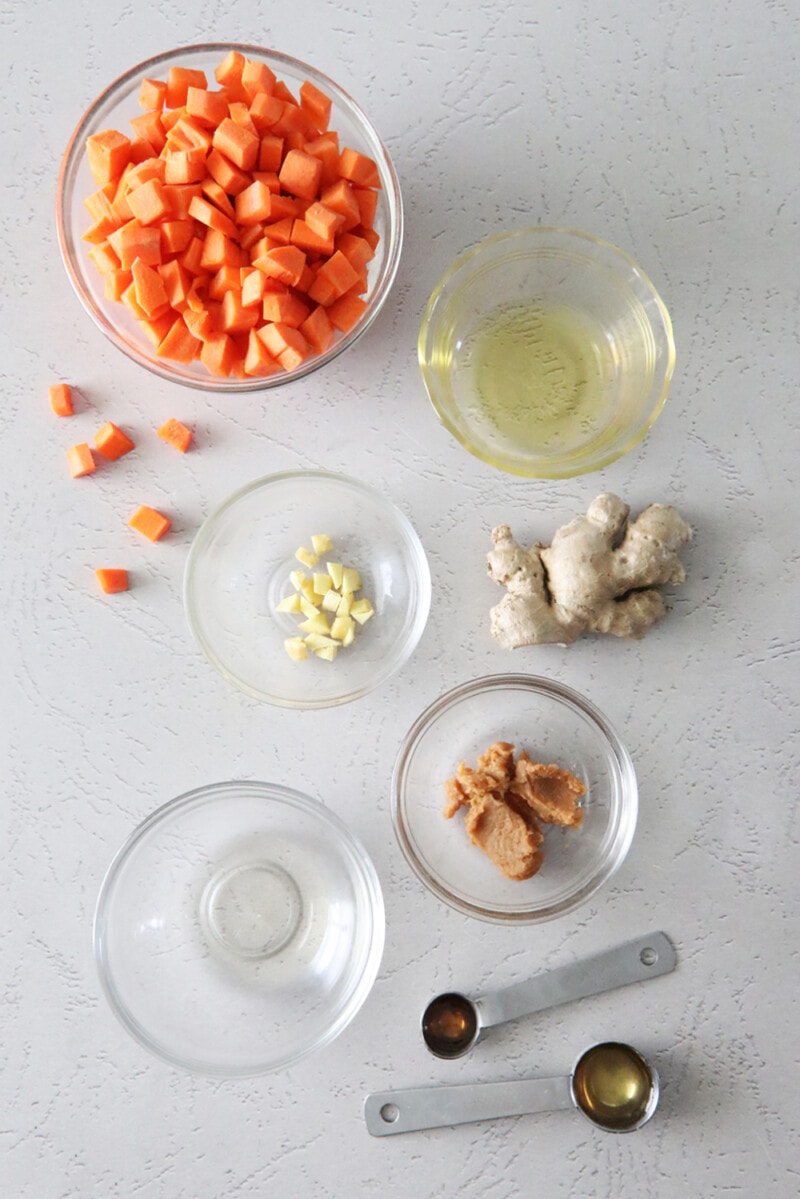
[419,227,675,479]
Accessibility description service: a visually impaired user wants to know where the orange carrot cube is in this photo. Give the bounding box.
[95,568,129,594]
[129,505,171,541]
[211,117,259,171]
[49,383,74,416]
[299,80,332,132]
[278,148,322,200]
[126,177,172,226]
[165,67,208,108]
[94,421,135,460]
[139,78,167,111]
[67,443,95,478]
[86,129,132,185]
[157,418,193,452]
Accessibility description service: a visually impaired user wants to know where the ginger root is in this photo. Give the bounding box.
[487,493,691,648]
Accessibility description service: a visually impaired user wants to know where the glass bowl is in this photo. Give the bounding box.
[418,227,675,478]
[392,675,638,923]
[184,470,431,707]
[56,43,403,391]
[94,781,385,1076]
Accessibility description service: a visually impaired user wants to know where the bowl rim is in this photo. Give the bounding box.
[56,41,404,392]
[183,468,432,708]
[93,778,386,1076]
[417,225,676,479]
[391,673,639,923]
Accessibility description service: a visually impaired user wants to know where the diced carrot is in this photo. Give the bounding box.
[107,220,163,269]
[139,78,167,111]
[308,250,360,305]
[299,305,335,354]
[261,290,310,327]
[86,130,131,186]
[243,329,281,376]
[205,147,251,195]
[290,218,334,257]
[126,177,172,226]
[156,316,202,363]
[95,568,129,594]
[163,147,207,184]
[165,67,208,108]
[241,57,276,100]
[67,443,95,478]
[253,244,306,287]
[186,86,229,128]
[129,504,171,541]
[278,148,322,200]
[130,111,167,154]
[188,194,238,240]
[235,179,273,226]
[94,421,135,460]
[220,289,259,334]
[49,383,74,416]
[214,50,246,96]
[132,257,170,318]
[157,417,193,452]
[159,219,194,257]
[299,81,332,132]
[211,117,259,171]
[200,332,239,377]
[258,135,284,172]
[327,291,368,332]
[82,51,384,379]
[337,146,381,188]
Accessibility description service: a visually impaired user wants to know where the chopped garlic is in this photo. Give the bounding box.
[351,598,374,624]
[330,614,355,642]
[284,637,308,661]
[311,533,333,554]
[295,545,318,568]
[326,561,343,589]
[341,567,362,594]
[276,593,302,614]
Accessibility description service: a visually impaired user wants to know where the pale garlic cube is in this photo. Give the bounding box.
[304,633,339,650]
[298,613,330,635]
[351,598,374,624]
[284,637,308,661]
[330,615,355,642]
[315,644,339,661]
[342,621,356,647]
[321,589,341,612]
[299,595,321,619]
[295,545,318,568]
[311,534,333,554]
[276,593,302,614]
[313,572,332,595]
[326,561,344,589]
[341,567,362,594]
[289,570,307,591]
[336,593,353,616]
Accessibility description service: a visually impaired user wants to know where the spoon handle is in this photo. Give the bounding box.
[364,1073,572,1136]
[477,930,676,1030]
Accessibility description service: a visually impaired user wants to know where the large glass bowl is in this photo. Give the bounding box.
[57,43,403,391]
[418,227,674,478]
[392,675,638,923]
[184,470,431,707]
[94,781,385,1076]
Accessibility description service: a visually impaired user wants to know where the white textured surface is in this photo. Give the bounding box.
[2,2,799,1196]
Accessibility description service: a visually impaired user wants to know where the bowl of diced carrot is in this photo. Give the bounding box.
[57,44,403,390]
[183,470,432,708]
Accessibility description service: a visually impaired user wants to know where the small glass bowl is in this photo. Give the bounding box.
[94,781,385,1076]
[392,675,638,923]
[56,43,403,391]
[184,470,431,708]
[418,227,674,478]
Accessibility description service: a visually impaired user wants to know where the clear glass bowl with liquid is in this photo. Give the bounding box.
[94,781,385,1076]
[418,227,675,478]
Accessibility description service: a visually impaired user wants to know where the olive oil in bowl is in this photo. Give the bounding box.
[461,301,615,459]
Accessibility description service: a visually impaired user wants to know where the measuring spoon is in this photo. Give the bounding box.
[365,1041,659,1136]
[422,931,676,1059]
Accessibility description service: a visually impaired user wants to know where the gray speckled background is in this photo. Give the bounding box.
[2,1,798,1195]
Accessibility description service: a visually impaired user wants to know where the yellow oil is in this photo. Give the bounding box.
[461,302,614,456]
[572,1042,654,1131]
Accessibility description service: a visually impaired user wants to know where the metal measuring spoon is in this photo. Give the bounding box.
[422,931,676,1059]
[365,1041,659,1136]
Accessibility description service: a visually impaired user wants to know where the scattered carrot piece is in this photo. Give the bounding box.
[49,383,74,416]
[67,443,96,478]
[95,568,129,594]
[157,417,193,452]
[94,421,136,460]
[129,504,171,541]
